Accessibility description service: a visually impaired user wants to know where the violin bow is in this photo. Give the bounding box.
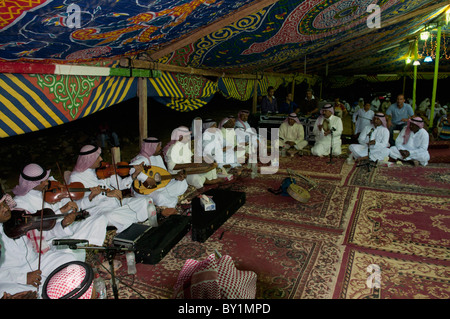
[110,148,123,207]
[36,182,47,291]
[56,162,75,203]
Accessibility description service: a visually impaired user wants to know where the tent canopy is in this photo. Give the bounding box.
[1,0,449,74]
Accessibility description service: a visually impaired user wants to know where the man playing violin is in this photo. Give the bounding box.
[11,163,110,255]
[0,184,79,298]
[69,144,160,229]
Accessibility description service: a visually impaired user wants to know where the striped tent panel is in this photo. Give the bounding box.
[257,75,284,96]
[0,73,68,137]
[218,77,255,101]
[152,96,214,112]
[78,76,137,118]
[0,73,137,138]
[147,71,218,111]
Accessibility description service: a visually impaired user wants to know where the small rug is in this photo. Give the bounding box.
[344,188,450,262]
[333,247,450,299]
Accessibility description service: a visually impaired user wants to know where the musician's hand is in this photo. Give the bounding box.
[144,177,156,188]
[132,162,145,179]
[60,201,78,214]
[368,140,376,146]
[27,270,41,288]
[324,130,331,136]
[318,125,323,131]
[400,150,410,158]
[286,141,296,146]
[174,171,186,181]
[88,186,103,201]
[2,291,38,299]
[61,211,77,228]
[106,188,123,200]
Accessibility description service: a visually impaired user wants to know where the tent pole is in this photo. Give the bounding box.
[252,74,258,113]
[412,39,418,112]
[430,24,442,127]
[138,77,148,147]
[291,74,295,100]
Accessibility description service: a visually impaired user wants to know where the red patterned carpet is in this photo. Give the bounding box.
[100,155,449,299]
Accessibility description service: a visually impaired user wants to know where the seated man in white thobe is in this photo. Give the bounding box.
[69,144,157,229]
[11,163,109,255]
[165,126,224,189]
[218,117,243,175]
[0,185,80,298]
[311,104,343,157]
[348,113,390,163]
[279,113,308,157]
[129,137,188,209]
[389,117,430,166]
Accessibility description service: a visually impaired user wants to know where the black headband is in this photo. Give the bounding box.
[20,166,47,181]
[143,138,161,143]
[79,145,99,155]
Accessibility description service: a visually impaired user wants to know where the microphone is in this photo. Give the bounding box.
[367,127,374,137]
[52,239,89,249]
[331,127,336,132]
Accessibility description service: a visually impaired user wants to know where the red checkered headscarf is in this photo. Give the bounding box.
[131,137,161,163]
[12,163,50,196]
[73,145,102,172]
[0,185,16,209]
[43,261,94,299]
[173,254,257,299]
[403,117,425,144]
[284,113,300,124]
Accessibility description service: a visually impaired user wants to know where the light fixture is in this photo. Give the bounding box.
[420,31,430,40]
[413,60,421,66]
[406,57,412,64]
[424,56,433,62]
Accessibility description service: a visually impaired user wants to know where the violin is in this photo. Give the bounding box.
[3,208,90,239]
[95,161,151,179]
[44,181,105,204]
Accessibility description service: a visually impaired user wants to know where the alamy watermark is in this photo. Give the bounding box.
[366,264,381,289]
[367,4,381,29]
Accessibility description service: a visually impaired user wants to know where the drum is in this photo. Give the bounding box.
[287,184,310,203]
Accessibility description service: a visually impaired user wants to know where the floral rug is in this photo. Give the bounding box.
[106,214,344,299]
[344,163,450,196]
[344,188,450,261]
[333,247,450,299]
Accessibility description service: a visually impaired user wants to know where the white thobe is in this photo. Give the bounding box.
[13,187,109,247]
[130,154,188,208]
[165,141,217,189]
[353,109,374,134]
[311,115,343,156]
[0,225,78,297]
[389,127,430,166]
[69,169,153,232]
[279,122,308,150]
[220,127,242,168]
[348,124,390,161]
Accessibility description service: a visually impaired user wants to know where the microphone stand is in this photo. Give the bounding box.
[327,128,335,164]
[356,128,377,172]
[54,241,133,300]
